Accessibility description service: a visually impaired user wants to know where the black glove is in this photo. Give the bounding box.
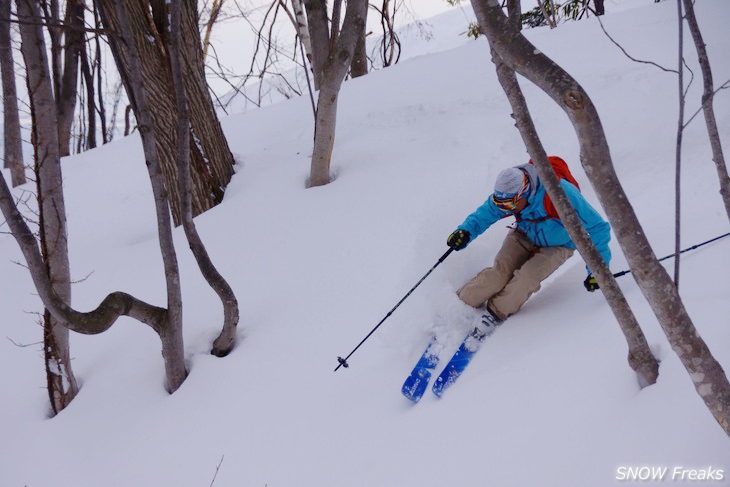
[447,229,470,251]
[584,274,599,292]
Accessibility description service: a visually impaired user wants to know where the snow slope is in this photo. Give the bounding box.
[1,1,729,486]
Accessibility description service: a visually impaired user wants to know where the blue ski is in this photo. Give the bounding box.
[431,311,502,398]
[401,335,440,403]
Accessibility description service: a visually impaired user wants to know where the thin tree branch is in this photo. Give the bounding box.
[594,13,678,74]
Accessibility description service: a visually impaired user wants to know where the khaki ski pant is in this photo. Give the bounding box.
[457,230,574,320]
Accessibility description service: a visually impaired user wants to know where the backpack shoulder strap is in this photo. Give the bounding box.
[527,156,581,220]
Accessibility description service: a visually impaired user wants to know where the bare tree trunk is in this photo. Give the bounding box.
[471,0,730,435]
[673,0,685,286]
[682,0,730,222]
[17,0,79,414]
[59,0,84,157]
[536,0,556,29]
[0,1,25,186]
[507,0,521,30]
[310,82,339,186]
[201,0,225,60]
[331,0,344,47]
[79,41,97,150]
[304,0,330,90]
[291,0,313,64]
[374,0,400,68]
[43,0,83,157]
[91,4,109,145]
[167,0,240,357]
[106,0,187,392]
[351,25,368,78]
[96,0,234,227]
[42,307,77,414]
[305,0,368,186]
[162,0,236,203]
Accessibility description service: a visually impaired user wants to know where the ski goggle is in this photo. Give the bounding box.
[492,173,530,212]
[492,195,520,212]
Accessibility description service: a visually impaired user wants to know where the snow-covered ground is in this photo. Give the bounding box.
[1,1,729,486]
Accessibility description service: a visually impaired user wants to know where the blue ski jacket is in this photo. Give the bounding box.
[457,166,611,274]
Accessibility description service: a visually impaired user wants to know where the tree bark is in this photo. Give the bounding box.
[305,0,368,186]
[506,0,521,30]
[673,0,685,286]
[96,0,235,227]
[310,81,339,186]
[0,1,25,186]
[471,0,730,435]
[17,0,79,414]
[79,40,97,150]
[291,0,313,65]
[91,5,109,145]
[304,0,330,90]
[350,25,368,78]
[56,0,84,157]
[536,0,556,29]
[171,0,236,205]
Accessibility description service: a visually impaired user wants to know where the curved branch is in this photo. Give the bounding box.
[0,171,167,335]
[168,0,239,357]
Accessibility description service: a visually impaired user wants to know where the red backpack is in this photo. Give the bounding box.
[528,156,580,220]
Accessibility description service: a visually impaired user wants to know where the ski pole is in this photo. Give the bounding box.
[335,248,454,371]
[613,231,730,278]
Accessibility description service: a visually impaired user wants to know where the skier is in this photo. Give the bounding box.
[446,158,611,324]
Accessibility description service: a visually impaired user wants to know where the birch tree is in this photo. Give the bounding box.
[304,0,368,187]
[291,0,313,65]
[0,0,24,186]
[44,0,84,158]
[681,0,730,222]
[16,0,79,414]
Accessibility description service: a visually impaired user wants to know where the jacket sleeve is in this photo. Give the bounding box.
[562,181,612,273]
[456,196,506,247]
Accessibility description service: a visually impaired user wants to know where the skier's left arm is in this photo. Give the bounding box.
[562,181,612,273]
